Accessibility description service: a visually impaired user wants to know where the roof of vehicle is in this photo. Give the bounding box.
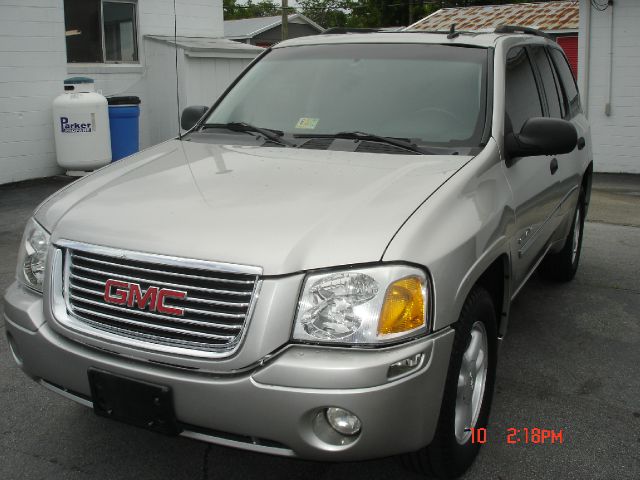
[275,30,552,49]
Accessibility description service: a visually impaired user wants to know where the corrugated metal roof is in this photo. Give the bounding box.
[409,1,579,33]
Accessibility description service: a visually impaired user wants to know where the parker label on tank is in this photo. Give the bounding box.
[60,116,92,133]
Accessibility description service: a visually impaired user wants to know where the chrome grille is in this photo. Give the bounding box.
[61,245,260,355]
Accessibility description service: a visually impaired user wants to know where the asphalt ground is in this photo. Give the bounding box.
[0,174,638,480]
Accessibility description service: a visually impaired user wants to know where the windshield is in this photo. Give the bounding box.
[204,43,488,148]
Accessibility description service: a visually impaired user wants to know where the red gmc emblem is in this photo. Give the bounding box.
[103,279,187,316]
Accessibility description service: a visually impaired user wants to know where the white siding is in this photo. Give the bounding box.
[0,0,251,185]
[143,41,257,145]
[183,56,253,107]
[140,0,223,37]
[144,38,182,146]
[579,0,640,173]
[0,0,66,184]
[67,0,225,151]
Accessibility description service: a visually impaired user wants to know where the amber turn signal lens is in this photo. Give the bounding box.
[377,276,425,335]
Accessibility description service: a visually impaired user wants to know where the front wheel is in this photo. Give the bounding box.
[403,287,497,479]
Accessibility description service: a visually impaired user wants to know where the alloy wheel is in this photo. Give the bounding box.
[455,321,489,444]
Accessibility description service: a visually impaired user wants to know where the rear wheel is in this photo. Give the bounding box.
[403,287,497,479]
[540,188,585,282]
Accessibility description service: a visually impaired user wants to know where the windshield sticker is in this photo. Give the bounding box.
[295,117,319,129]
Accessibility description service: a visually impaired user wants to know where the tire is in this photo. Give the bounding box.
[403,287,498,479]
[540,187,585,282]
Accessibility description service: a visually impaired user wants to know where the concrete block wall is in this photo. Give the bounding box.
[0,0,67,184]
[61,0,226,154]
[0,0,225,185]
[579,0,640,173]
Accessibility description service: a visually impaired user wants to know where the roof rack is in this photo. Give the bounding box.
[323,27,488,37]
[403,28,486,36]
[494,25,552,40]
[321,27,385,35]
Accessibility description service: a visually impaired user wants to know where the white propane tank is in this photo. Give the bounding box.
[53,77,111,170]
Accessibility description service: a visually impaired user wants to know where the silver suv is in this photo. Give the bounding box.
[4,27,592,478]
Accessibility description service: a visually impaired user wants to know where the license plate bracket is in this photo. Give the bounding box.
[88,368,181,435]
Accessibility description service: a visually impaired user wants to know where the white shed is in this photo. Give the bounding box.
[579,0,640,173]
[144,36,263,146]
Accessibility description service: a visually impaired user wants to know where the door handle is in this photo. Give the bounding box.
[577,137,586,150]
[550,157,558,175]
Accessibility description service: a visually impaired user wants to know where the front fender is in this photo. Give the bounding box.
[382,139,513,332]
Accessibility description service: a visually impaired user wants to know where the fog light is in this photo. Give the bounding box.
[325,407,361,436]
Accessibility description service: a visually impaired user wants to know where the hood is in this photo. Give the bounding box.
[38,140,469,275]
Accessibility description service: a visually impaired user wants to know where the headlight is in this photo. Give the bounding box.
[293,265,430,345]
[16,218,51,293]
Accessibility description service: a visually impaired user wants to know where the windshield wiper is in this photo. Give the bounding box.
[295,131,428,155]
[202,122,294,147]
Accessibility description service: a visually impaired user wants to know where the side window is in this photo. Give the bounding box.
[546,49,567,118]
[549,48,581,117]
[530,47,563,119]
[505,47,543,134]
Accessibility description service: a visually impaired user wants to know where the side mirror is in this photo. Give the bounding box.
[505,117,577,160]
[180,105,209,131]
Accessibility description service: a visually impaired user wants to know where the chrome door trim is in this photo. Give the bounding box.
[517,184,579,258]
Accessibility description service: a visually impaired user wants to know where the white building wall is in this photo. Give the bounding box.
[579,0,640,173]
[0,0,226,185]
[183,56,253,107]
[144,39,182,146]
[68,0,225,152]
[143,40,259,146]
[141,0,224,37]
[0,0,66,184]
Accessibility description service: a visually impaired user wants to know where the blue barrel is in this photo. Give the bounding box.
[107,96,141,161]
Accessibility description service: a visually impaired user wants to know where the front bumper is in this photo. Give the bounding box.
[4,282,454,461]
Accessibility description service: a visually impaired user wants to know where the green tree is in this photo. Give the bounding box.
[224,0,285,20]
[297,0,352,28]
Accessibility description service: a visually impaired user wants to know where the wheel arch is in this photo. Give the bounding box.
[453,249,511,339]
[474,254,510,338]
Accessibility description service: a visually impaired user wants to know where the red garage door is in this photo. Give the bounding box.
[557,36,578,79]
